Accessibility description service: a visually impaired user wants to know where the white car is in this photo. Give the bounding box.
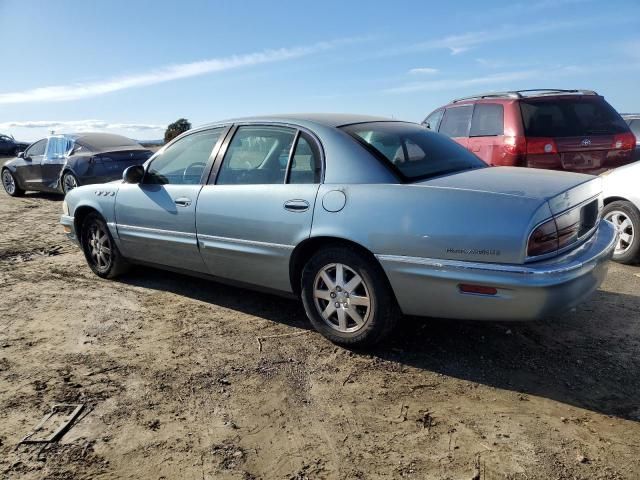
[602,161,640,264]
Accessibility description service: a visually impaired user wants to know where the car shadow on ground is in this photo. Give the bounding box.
[118,266,640,422]
[22,191,63,201]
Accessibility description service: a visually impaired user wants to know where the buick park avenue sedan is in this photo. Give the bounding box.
[60,114,617,346]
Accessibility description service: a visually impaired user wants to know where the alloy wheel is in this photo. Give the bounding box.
[605,210,635,255]
[88,223,112,271]
[63,174,78,194]
[2,170,16,195]
[313,263,373,333]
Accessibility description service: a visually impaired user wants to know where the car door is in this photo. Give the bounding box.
[16,139,47,187]
[438,105,472,149]
[0,136,11,155]
[468,103,505,165]
[196,124,322,292]
[115,127,227,273]
[41,136,71,190]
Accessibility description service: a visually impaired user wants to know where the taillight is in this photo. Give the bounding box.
[554,209,581,249]
[612,132,635,150]
[527,218,558,257]
[526,137,558,155]
[503,136,526,155]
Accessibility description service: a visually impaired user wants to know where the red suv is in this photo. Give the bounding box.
[423,89,636,174]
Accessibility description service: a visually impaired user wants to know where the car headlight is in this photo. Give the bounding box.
[62,200,69,216]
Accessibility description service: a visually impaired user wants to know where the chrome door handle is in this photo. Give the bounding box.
[174,197,192,207]
[284,199,310,212]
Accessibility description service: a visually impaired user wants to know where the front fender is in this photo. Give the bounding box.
[64,184,120,237]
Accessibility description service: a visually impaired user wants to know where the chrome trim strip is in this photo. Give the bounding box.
[197,234,294,251]
[116,223,197,239]
[376,224,617,276]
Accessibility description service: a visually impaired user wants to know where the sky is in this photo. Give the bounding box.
[1,0,639,142]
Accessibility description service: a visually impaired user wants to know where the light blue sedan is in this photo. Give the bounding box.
[60,114,617,346]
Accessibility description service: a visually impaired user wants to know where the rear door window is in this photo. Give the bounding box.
[216,126,296,185]
[288,132,322,184]
[520,98,628,137]
[470,104,504,136]
[439,106,472,138]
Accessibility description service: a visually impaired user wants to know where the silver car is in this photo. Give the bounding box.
[60,114,617,346]
[602,160,640,264]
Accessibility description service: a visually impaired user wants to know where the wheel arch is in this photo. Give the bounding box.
[2,164,26,190]
[603,196,630,206]
[73,205,104,236]
[289,236,392,296]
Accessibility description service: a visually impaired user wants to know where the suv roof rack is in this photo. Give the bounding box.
[451,89,599,103]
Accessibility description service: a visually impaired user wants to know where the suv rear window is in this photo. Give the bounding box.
[341,121,486,182]
[520,97,628,137]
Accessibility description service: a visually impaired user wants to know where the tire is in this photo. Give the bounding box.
[2,169,25,197]
[603,201,640,265]
[301,245,399,347]
[80,212,130,278]
[62,171,79,195]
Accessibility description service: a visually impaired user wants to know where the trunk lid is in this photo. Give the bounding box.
[422,166,600,214]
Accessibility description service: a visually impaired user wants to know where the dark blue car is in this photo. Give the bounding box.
[1,133,153,197]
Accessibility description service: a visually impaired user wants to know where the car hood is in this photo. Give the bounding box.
[418,166,602,215]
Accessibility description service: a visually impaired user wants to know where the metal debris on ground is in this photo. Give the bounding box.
[17,404,84,446]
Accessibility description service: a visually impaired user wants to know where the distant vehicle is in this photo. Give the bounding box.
[602,161,640,264]
[621,114,640,161]
[0,134,29,156]
[423,89,636,175]
[1,133,153,197]
[61,114,615,346]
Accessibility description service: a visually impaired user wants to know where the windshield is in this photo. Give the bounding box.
[341,122,486,181]
[520,97,629,137]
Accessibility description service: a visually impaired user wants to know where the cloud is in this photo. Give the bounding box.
[380,19,594,57]
[0,120,164,131]
[384,70,538,94]
[0,38,359,104]
[408,67,439,75]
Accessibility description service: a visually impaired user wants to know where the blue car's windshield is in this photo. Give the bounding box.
[341,121,487,182]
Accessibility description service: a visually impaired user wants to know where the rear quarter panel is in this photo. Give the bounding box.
[311,183,551,264]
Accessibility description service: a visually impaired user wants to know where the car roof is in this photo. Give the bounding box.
[196,113,400,130]
[448,89,601,105]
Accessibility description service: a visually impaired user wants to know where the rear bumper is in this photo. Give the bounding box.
[377,220,617,321]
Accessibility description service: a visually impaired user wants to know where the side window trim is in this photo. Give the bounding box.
[207,122,326,185]
[284,130,301,184]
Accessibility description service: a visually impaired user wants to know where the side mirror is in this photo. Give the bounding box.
[424,122,432,130]
[17,152,25,159]
[123,165,145,184]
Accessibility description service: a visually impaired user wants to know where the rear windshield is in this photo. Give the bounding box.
[520,97,629,137]
[341,122,486,181]
[76,134,140,151]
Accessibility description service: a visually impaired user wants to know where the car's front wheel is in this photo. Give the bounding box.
[603,200,640,264]
[81,212,129,278]
[2,169,25,197]
[301,246,399,347]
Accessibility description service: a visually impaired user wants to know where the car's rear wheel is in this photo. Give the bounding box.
[301,246,399,347]
[81,212,129,278]
[2,169,25,197]
[603,201,640,264]
[62,172,79,194]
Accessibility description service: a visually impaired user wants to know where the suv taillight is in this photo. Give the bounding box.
[526,138,558,155]
[612,132,635,150]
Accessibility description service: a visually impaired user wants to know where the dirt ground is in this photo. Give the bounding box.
[1,182,639,480]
